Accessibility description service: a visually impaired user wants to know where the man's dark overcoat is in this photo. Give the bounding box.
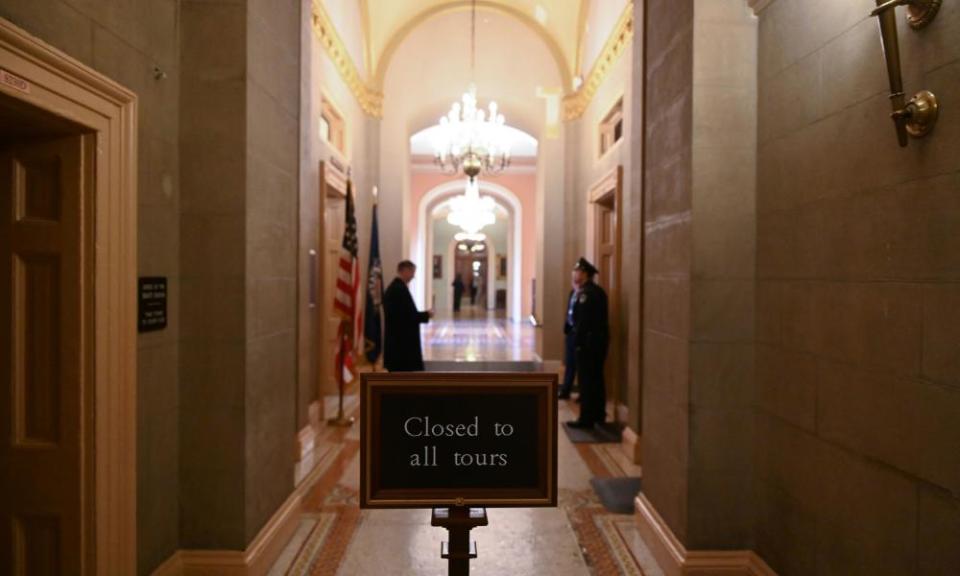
[383,277,430,371]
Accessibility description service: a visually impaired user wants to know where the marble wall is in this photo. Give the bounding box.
[641,0,694,543]
[180,0,302,548]
[754,0,960,573]
[244,0,301,543]
[687,0,757,549]
[178,0,247,551]
[0,1,181,572]
[639,0,758,550]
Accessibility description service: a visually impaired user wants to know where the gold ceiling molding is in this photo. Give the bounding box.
[312,0,383,117]
[372,1,573,92]
[562,1,633,121]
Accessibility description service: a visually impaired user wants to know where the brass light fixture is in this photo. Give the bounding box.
[871,0,941,147]
[432,0,511,179]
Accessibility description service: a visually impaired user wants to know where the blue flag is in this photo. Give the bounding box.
[363,203,383,363]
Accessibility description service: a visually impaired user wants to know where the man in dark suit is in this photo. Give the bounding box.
[567,258,609,428]
[383,260,433,371]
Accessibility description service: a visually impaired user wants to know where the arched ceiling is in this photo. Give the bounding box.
[381,7,562,136]
[364,0,585,89]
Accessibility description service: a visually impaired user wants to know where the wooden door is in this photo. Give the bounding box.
[596,200,616,292]
[323,195,345,393]
[0,135,92,574]
[590,166,623,421]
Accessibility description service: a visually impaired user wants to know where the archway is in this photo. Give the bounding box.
[415,180,523,321]
[443,235,497,315]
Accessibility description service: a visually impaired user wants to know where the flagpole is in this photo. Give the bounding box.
[329,316,355,428]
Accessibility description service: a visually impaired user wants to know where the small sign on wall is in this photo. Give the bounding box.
[138,277,167,333]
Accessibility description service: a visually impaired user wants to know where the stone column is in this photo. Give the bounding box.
[639,0,757,550]
[179,0,301,549]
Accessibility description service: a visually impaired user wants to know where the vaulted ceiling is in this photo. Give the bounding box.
[364,0,586,86]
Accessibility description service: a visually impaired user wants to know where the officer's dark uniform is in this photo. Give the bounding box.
[559,287,578,399]
[570,259,609,426]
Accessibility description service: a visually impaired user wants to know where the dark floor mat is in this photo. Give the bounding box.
[561,421,623,443]
[590,477,642,514]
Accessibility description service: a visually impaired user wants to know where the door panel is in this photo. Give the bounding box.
[1,135,87,574]
[324,197,345,393]
[594,196,618,405]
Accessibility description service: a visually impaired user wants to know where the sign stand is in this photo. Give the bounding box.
[328,319,355,427]
[431,507,488,576]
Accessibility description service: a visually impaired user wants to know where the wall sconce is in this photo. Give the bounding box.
[871,0,941,147]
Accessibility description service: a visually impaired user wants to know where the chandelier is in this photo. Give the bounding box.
[446,178,496,234]
[432,0,510,179]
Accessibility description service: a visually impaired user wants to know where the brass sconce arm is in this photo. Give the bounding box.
[871,0,940,147]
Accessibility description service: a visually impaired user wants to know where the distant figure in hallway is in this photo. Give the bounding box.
[558,269,583,400]
[470,275,479,305]
[383,260,433,371]
[474,272,484,308]
[566,258,609,428]
[452,273,465,313]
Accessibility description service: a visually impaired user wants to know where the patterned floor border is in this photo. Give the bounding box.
[277,404,649,575]
[559,488,647,576]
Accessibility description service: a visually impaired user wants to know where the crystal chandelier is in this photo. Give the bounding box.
[432,0,511,179]
[447,178,496,234]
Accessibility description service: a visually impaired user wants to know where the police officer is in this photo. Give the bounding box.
[567,257,609,428]
[558,268,583,399]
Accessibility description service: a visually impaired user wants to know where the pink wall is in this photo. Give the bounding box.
[410,171,538,318]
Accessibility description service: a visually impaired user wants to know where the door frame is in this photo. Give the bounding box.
[317,159,348,399]
[587,166,623,423]
[0,18,137,574]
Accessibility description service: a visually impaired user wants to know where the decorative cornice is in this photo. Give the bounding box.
[563,2,633,121]
[748,0,774,15]
[311,0,383,117]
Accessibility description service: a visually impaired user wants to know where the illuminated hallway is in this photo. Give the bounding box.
[2,0,959,575]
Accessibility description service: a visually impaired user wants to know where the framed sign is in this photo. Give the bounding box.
[433,254,443,279]
[361,372,558,509]
[138,277,167,332]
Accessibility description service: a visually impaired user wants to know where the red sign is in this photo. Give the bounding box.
[0,69,30,94]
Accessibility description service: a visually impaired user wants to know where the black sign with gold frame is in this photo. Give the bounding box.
[360,372,558,509]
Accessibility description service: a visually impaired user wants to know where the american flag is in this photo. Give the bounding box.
[334,181,360,382]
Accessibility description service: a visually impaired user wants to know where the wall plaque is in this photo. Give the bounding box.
[138,277,167,332]
[360,372,558,509]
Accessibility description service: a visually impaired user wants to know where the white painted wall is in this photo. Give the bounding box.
[580,0,630,74]
[321,0,367,77]
[575,36,632,264]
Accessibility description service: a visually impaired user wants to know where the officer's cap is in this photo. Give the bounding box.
[573,257,598,276]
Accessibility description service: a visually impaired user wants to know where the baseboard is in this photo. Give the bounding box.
[634,494,776,576]
[152,465,311,576]
[295,401,322,463]
[151,553,183,576]
[621,425,641,464]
